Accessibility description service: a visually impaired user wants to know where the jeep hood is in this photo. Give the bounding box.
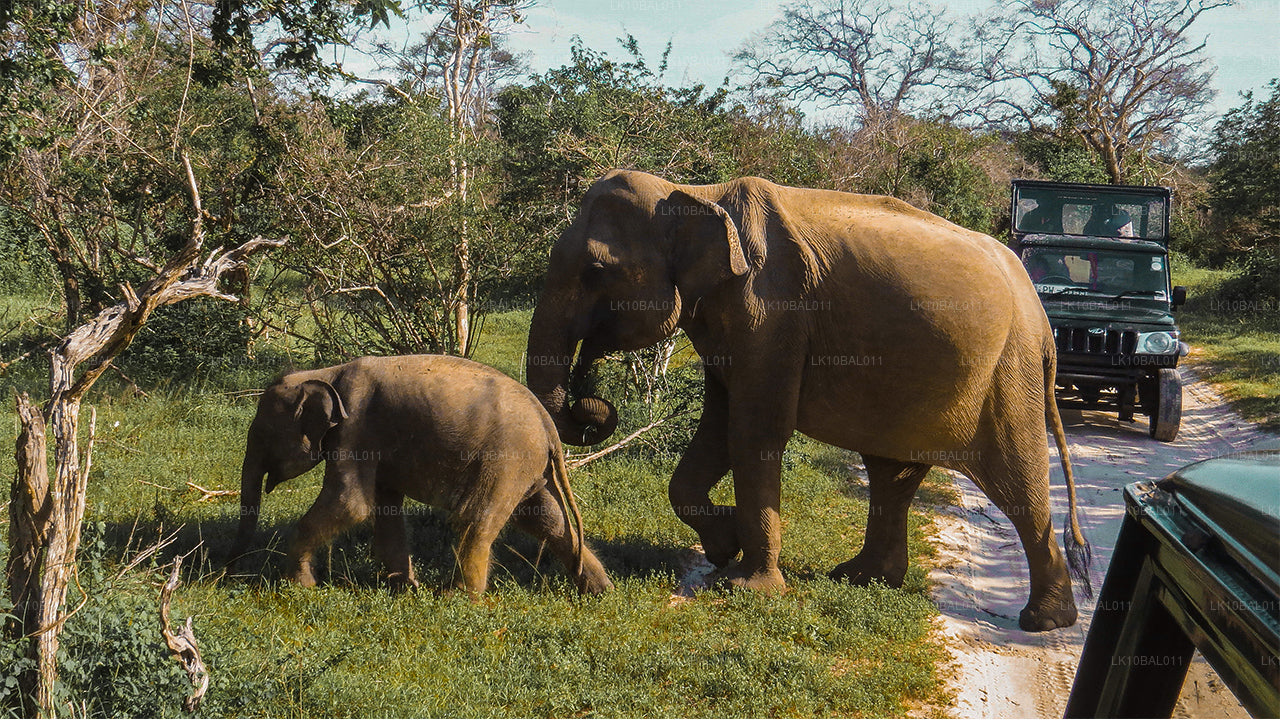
[1042,299,1176,327]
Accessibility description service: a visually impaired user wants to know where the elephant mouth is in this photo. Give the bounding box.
[565,339,619,444]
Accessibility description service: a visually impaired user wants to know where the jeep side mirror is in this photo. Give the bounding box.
[1172,286,1187,308]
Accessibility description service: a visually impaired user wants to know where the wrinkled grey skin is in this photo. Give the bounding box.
[526,170,1089,631]
[230,354,612,595]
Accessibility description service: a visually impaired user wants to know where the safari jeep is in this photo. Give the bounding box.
[1010,179,1189,441]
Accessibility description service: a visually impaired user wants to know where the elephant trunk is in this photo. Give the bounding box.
[527,298,618,446]
[229,437,266,566]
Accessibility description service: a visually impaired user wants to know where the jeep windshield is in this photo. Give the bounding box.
[1021,247,1171,301]
[1013,184,1170,241]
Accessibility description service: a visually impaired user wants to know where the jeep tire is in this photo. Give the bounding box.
[1148,368,1182,442]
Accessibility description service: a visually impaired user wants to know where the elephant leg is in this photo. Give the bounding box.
[451,515,506,597]
[830,455,930,587]
[287,470,374,586]
[511,487,612,594]
[450,474,522,597]
[965,450,1078,632]
[713,365,801,593]
[373,484,418,591]
[669,375,737,567]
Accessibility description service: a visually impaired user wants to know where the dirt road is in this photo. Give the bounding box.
[932,370,1276,717]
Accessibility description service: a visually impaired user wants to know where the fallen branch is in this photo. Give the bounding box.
[158,553,209,713]
[566,411,694,469]
[185,481,237,502]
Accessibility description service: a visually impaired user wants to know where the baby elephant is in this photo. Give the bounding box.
[229,354,613,595]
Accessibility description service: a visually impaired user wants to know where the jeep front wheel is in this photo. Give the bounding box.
[1148,368,1183,442]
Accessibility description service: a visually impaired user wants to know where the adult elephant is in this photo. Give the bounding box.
[526,169,1090,631]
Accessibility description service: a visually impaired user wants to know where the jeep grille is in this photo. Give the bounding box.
[1054,326,1139,355]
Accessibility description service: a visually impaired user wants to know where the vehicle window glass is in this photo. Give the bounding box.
[1014,187,1168,240]
[1020,248,1169,298]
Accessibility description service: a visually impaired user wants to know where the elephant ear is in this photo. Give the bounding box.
[294,379,348,453]
[662,190,751,300]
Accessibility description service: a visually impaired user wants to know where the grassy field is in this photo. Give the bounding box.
[0,295,951,717]
[1173,259,1280,430]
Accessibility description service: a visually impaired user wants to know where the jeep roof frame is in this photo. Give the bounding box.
[1011,178,1173,246]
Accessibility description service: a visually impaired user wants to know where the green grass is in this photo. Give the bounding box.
[1174,261,1280,430]
[0,302,950,717]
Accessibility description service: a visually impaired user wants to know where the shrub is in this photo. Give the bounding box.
[117,298,251,384]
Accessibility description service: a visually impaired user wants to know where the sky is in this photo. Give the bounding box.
[351,0,1279,122]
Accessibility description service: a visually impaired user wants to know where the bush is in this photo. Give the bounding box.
[54,523,192,717]
[1216,244,1280,308]
[0,209,55,295]
[117,298,251,384]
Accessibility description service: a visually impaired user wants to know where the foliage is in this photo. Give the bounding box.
[1199,79,1280,268]
[56,523,191,717]
[1014,132,1110,184]
[210,0,403,80]
[0,3,293,337]
[1174,259,1280,429]
[496,36,737,246]
[985,0,1231,183]
[265,94,532,361]
[0,0,77,160]
[818,117,1008,233]
[0,554,36,713]
[725,93,830,188]
[117,299,252,385]
[0,208,54,294]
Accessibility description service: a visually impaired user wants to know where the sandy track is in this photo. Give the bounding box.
[931,369,1276,717]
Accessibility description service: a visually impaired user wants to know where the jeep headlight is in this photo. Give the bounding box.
[1136,331,1178,355]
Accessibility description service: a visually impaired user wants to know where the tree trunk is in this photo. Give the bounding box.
[6,394,49,716]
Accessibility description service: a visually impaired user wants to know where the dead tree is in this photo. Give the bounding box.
[5,154,284,716]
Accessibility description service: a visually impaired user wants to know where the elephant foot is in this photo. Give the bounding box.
[710,564,787,594]
[286,565,318,587]
[1018,589,1078,631]
[385,571,420,593]
[829,555,907,588]
[697,517,741,568]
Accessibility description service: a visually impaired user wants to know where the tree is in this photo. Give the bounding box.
[732,0,980,124]
[982,0,1232,184]
[816,116,1008,233]
[267,93,532,359]
[1202,80,1279,282]
[6,153,282,717]
[420,0,530,356]
[0,0,397,334]
[497,36,735,233]
[349,1,530,356]
[496,37,737,402]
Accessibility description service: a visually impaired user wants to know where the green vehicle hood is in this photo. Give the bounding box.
[1041,297,1176,327]
[1161,450,1280,597]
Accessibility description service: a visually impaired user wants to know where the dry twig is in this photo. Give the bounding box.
[566,411,694,469]
[185,481,237,502]
[159,553,209,713]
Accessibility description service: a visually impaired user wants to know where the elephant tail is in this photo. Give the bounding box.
[1045,349,1094,599]
[549,446,585,577]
